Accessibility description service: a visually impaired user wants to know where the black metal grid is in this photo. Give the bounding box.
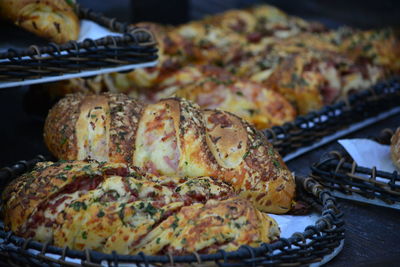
[311,151,400,205]
[0,156,344,266]
[263,78,400,157]
[0,6,158,83]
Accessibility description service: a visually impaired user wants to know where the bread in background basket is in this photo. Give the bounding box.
[0,0,79,44]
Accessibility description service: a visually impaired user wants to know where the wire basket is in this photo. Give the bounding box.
[263,78,400,158]
[0,5,158,86]
[311,150,400,208]
[0,156,344,266]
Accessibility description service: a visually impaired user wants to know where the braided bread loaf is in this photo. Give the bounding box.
[44,93,295,214]
[2,160,280,254]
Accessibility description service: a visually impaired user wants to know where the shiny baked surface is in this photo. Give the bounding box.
[44,93,296,213]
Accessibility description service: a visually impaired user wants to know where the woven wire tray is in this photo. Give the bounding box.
[0,156,344,266]
[311,149,400,209]
[263,78,400,161]
[0,5,158,89]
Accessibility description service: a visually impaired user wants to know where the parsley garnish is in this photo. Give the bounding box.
[64,165,73,171]
[144,203,157,216]
[119,203,126,222]
[70,201,87,211]
[236,91,244,96]
[97,210,105,217]
[273,159,281,169]
[60,137,67,145]
[81,231,87,240]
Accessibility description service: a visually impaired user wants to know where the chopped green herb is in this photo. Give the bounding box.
[55,173,67,181]
[144,203,157,216]
[246,109,257,115]
[234,223,241,229]
[129,172,140,179]
[171,220,178,230]
[97,210,105,217]
[273,159,281,169]
[236,91,244,96]
[181,238,187,245]
[242,151,250,159]
[64,165,73,171]
[175,186,182,193]
[138,202,145,209]
[118,132,128,139]
[60,137,67,145]
[70,201,87,211]
[268,146,275,156]
[156,237,161,244]
[81,165,92,172]
[136,183,143,191]
[90,114,97,119]
[363,43,373,52]
[119,203,126,222]
[81,231,87,240]
[65,0,75,7]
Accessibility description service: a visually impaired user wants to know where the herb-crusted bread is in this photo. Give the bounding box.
[44,93,295,213]
[2,160,280,254]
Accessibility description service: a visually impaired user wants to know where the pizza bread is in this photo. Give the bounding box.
[2,160,280,254]
[44,93,296,214]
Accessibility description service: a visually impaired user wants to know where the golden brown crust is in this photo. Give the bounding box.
[0,0,79,43]
[204,110,295,213]
[44,93,85,160]
[44,93,295,213]
[2,160,280,254]
[44,93,145,163]
[172,72,296,129]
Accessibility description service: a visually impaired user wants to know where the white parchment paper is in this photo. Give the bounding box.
[338,139,398,172]
[78,19,122,42]
[335,138,400,209]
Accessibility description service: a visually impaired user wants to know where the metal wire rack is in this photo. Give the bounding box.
[0,156,344,266]
[264,78,400,157]
[0,6,158,86]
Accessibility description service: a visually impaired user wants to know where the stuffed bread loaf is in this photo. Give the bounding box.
[2,160,280,254]
[44,93,295,214]
[0,0,79,44]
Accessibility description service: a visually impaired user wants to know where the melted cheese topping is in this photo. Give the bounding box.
[76,96,110,162]
[134,101,181,175]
